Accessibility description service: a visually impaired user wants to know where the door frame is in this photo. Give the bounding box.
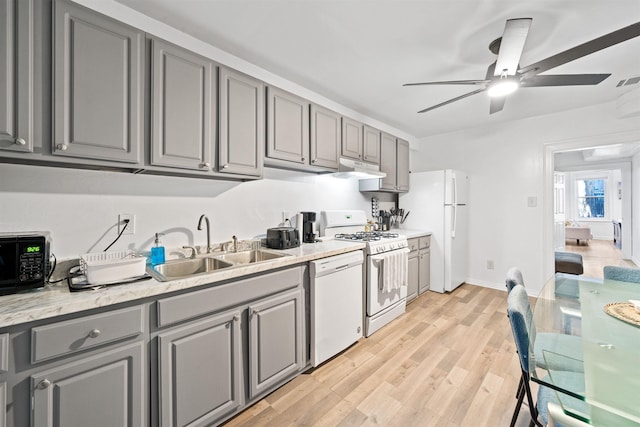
[543,129,639,279]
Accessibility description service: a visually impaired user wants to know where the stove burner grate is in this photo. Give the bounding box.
[334,231,400,242]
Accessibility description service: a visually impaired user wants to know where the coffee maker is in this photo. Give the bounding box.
[301,211,317,243]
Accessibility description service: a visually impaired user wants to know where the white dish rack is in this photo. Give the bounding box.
[80,250,147,285]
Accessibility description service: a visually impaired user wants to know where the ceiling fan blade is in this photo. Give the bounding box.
[520,73,611,87]
[494,18,532,76]
[489,97,507,114]
[417,88,486,113]
[519,21,640,77]
[403,80,489,87]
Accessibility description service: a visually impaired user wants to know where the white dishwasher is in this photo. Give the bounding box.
[310,250,363,367]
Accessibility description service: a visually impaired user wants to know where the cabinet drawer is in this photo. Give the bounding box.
[408,238,419,252]
[157,266,302,328]
[0,333,8,373]
[31,306,144,363]
[419,236,431,249]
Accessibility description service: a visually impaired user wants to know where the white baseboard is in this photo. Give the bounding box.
[465,278,541,297]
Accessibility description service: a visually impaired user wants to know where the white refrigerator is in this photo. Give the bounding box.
[399,170,469,293]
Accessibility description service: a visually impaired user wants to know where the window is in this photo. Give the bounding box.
[576,178,606,218]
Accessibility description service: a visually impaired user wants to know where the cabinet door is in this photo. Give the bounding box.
[341,117,362,161]
[407,252,419,302]
[266,86,309,164]
[397,138,410,192]
[158,309,242,427]
[379,132,397,190]
[52,0,143,163]
[362,125,380,165]
[0,0,33,152]
[418,249,430,294]
[150,38,214,172]
[249,288,303,399]
[31,341,146,427]
[219,66,264,176]
[309,104,340,170]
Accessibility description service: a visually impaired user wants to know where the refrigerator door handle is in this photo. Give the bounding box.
[452,172,457,206]
[452,204,457,238]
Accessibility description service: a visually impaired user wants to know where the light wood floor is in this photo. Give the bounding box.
[563,239,636,278]
[223,284,537,427]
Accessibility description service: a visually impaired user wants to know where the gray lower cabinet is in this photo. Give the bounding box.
[408,236,431,297]
[0,0,34,153]
[266,86,309,165]
[309,104,340,169]
[219,66,264,176]
[150,37,215,172]
[1,333,7,427]
[248,288,304,399]
[158,309,242,427]
[52,0,143,164]
[31,341,146,427]
[418,236,431,294]
[407,250,419,302]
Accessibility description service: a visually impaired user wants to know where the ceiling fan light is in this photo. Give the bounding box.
[488,78,519,97]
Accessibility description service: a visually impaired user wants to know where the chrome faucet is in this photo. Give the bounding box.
[197,214,212,253]
[182,246,197,259]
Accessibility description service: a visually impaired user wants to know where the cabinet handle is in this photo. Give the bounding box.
[37,379,51,390]
[200,162,210,169]
[88,329,101,338]
[252,309,260,316]
[56,143,68,151]
[233,315,240,322]
[311,159,316,164]
[222,164,229,169]
[301,157,305,162]
[15,137,26,145]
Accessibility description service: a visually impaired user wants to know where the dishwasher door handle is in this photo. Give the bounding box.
[334,264,351,272]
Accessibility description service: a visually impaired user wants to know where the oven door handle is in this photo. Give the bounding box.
[375,258,384,290]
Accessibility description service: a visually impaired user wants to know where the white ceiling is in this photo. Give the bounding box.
[114,0,640,139]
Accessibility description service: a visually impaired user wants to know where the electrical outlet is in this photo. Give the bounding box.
[118,214,135,235]
[527,196,537,207]
[486,260,495,270]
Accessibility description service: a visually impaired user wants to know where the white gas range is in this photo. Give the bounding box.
[320,211,409,337]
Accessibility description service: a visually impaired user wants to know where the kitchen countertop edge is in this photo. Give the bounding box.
[0,241,365,328]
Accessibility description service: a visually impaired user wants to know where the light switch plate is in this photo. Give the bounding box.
[527,196,537,207]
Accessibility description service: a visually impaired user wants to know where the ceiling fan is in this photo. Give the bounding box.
[404,19,640,114]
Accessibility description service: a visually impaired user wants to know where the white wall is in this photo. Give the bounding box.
[410,101,640,294]
[0,164,371,258]
[633,151,640,266]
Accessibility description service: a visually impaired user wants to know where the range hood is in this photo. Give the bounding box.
[331,158,386,179]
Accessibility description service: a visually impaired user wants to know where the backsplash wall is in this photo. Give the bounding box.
[0,163,372,259]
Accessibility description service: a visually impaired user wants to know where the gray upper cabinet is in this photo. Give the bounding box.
[219,66,264,176]
[248,288,304,399]
[0,0,33,152]
[379,132,398,191]
[31,342,146,427]
[52,0,143,164]
[266,86,309,164]
[341,117,363,161]
[150,38,214,172]
[374,133,409,192]
[362,125,381,165]
[158,309,243,427]
[309,104,340,170]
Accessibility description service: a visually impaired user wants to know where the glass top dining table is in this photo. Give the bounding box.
[531,273,640,426]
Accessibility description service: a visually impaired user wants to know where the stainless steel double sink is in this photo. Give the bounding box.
[148,249,289,281]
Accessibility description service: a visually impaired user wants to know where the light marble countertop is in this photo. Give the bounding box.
[0,240,365,328]
[394,228,432,239]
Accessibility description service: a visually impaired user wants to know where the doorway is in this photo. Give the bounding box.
[542,131,638,280]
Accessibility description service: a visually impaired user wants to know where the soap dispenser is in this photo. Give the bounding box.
[151,233,166,266]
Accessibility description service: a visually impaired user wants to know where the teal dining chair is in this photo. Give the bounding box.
[603,266,640,283]
[505,268,584,373]
[507,285,586,427]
